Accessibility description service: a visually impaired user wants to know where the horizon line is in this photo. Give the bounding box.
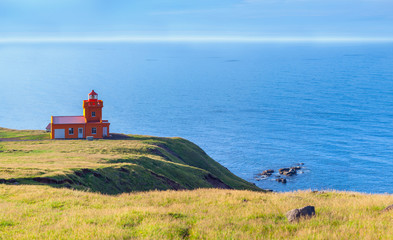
[1,36,393,43]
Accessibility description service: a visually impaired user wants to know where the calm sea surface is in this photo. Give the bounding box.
[1,42,393,193]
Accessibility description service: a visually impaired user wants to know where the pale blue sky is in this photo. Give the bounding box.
[0,0,392,41]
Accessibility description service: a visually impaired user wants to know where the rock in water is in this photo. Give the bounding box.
[261,169,274,176]
[286,206,315,222]
[276,178,287,183]
[279,168,290,174]
[283,168,297,176]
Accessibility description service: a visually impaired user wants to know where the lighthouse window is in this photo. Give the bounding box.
[92,112,96,117]
[92,128,97,134]
[69,128,74,135]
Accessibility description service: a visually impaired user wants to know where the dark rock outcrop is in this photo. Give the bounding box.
[286,206,316,222]
[382,204,393,212]
[276,178,287,183]
[204,174,232,189]
[280,168,297,176]
[149,171,185,190]
[32,177,73,185]
[261,169,274,176]
[279,166,300,176]
[279,168,290,174]
[285,169,297,176]
[0,178,19,184]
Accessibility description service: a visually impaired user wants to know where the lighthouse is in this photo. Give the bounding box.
[84,90,104,123]
[49,90,110,139]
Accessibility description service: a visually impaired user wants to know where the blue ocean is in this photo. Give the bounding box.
[1,42,393,193]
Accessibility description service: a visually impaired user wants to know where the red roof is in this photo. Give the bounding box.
[52,116,85,124]
[89,90,98,96]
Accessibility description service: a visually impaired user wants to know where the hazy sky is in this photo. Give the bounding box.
[0,0,392,41]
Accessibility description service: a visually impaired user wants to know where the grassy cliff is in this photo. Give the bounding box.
[0,127,260,193]
[2,127,393,239]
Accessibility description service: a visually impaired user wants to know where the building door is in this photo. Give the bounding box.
[54,129,65,139]
[103,127,107,137]
[78,128,83,138]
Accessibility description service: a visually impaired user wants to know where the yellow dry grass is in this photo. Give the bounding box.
[1,185,393,239]
[0,139,162,178]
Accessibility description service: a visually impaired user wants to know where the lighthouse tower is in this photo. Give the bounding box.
[82,90,110,138]
[83,90,103,123]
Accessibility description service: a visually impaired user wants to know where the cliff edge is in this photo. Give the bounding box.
[0,127,261,194]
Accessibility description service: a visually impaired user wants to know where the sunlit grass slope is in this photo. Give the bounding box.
[0,127,49,140]
[0,128,260,193]
[1,185,393,239]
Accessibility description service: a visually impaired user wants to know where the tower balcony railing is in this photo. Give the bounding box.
[83,100,103,107]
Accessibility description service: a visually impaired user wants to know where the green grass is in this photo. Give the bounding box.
[0,127,50,140]
[1,185,393,239]
[0,128,260,193]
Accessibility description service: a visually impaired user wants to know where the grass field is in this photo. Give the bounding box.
[2,127,393,239]
[0,127,50,140]
[1,185,393,239]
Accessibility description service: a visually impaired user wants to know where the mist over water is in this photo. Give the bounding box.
[1,42,393,193]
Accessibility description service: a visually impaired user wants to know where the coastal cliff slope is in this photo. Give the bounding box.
[1,128,393,239]
[0,127,261,193]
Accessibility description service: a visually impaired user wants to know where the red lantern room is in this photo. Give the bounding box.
[88,90,98,102]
